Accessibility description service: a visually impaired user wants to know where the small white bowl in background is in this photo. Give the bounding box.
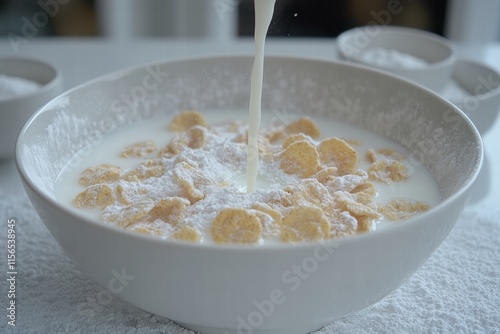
[442,59,500,135]
[0,57,63,159]
[337,26,456,92]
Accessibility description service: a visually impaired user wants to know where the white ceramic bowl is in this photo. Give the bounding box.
[16,56,482,334]
[337,26,456,92]
[442,59,500,134]
[0,57,62,159]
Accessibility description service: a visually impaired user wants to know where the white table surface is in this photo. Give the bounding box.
[0,38,499,333]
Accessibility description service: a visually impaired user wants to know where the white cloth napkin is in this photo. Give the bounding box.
[1,191,498,334]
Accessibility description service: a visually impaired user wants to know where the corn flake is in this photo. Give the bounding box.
[148,197,190,226]
[327,209,358,238]
[79,164,121,186]
[379,199,430,221]
[168,110,207,132]
[73,184,115,209]
[127,220,171,236]
[279,140,320,178]
[281,206,330,242]
[171,226,201,243]
[324,173,367,193]
[353,192,377,209]
[252,203,283,238]
[173,161,214,203]
[284,178,335,213]
[122,159,166,182]
[266,190,294,208]
[211,208,262,244]
[334,191,379,218]
[265,126,287,143]
[351,181,376,196]
[120,140,157,158]
[116,183,148,205]
[285,117,321,139]
[318,137,358,175]
[252,202,283,222]
[163,125,208,155]
[368,160,408,183]
[101,201,154,227]
[366,148,405,163]
[356,216,376,232]
[334,191,380,232]
[281,133,309,149]
[313,167,339,185]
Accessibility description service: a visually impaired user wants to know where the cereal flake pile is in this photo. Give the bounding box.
[72,110,430,245]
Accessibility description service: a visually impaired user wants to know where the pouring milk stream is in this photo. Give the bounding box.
[246,0,277,192]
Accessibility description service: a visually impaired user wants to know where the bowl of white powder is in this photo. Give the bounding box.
[337,26,456,92]
[16,56,482,334]
[0,57,62,159]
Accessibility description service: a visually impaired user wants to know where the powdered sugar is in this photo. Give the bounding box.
[359,47,428,69]
[0,74,40,100]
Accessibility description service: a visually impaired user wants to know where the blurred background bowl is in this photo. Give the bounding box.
[442,59,500,135]
[337,26,456,92]
[0,57,62,159]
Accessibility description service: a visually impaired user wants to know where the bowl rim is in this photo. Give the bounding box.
[15,54,483,251]
[337,25,457,70]
[0,56,62,103]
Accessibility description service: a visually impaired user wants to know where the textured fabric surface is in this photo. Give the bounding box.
[1,191,499,334]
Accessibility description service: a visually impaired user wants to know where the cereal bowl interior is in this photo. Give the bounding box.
[16,56,482,334]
